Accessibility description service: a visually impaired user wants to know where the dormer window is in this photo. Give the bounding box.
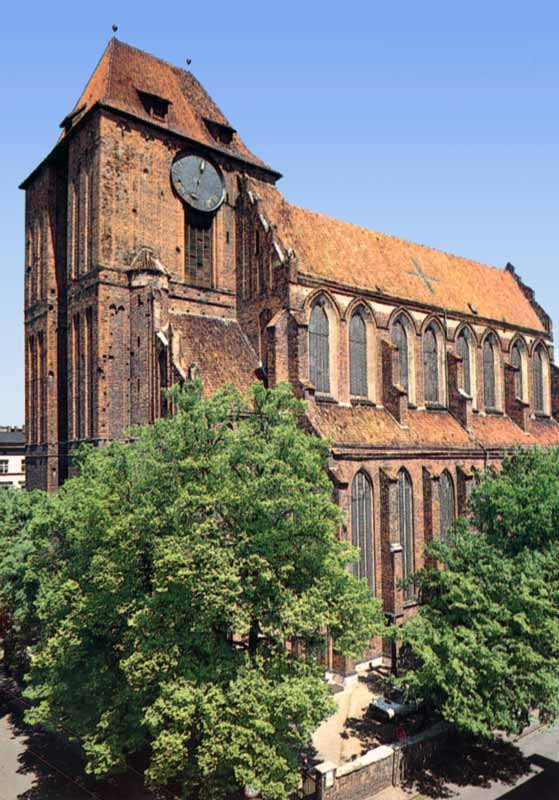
[204,118,235,145]
[138,90,170,121]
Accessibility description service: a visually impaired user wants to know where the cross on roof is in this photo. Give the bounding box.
[406,257,439,295]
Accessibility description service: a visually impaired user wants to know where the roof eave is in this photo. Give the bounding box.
[19,100,282,190]
[297,271,550,339]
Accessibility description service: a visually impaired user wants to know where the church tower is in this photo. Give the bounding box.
[21,39,280,490]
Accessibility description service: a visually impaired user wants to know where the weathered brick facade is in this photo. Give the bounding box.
[22,39,559,674]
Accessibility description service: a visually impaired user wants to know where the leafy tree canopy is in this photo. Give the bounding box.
[401,449,559,739]
[0,382,386,799]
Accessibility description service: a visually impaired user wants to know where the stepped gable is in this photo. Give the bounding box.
[61,38,275,174]
[247,179,546,333]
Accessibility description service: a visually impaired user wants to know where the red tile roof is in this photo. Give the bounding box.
[248,180,546,333]
[308,402,559,452]
[528,418,559,446]
[307,403,475,450]
[65,39,275,173]
[171,314,260,397]
[469,414,536,449]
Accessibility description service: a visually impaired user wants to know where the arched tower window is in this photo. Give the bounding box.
[349,310,368,397]
[423,325,439,403]
[457,329,473,396]
[391,319,409,391]
[533,345,546,414]
[483,334,499,410]
[398,470,415,601]
[439,471,456,540]
[351,471,374,592]
[511,341,526,401]
[309,299,330,393]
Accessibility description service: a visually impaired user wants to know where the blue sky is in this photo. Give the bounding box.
[1,1,558,424]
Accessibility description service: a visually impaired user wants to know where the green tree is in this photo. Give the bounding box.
[0,486,52,674]
[401,449,559,739]
[16,382,385,799]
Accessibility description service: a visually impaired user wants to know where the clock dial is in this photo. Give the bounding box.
[171,154,225,213]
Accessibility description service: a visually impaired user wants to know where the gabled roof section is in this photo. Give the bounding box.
[60,38,277,175]
[170,314,261,397]
[246,179,547,333]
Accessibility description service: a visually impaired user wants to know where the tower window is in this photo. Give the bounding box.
[185,209,213,288]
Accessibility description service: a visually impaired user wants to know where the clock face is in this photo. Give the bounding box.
[171,154,225,213]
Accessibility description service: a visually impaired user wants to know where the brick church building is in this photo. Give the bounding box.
[22,39,559,670]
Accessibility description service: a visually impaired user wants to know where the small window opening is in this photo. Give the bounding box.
[138,90,170,121]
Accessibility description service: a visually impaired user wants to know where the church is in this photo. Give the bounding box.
[22,39,559,673]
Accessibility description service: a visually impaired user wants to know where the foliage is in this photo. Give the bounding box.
[1,382,385,799]
[0,487,52,673]
[401,449,559,739]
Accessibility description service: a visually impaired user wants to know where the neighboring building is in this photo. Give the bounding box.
[0,427,26,489]
[21,40,559,673]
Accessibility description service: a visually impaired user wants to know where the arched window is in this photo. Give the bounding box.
[391,319,409,391]
[349,310,368,397]
[398,470,415,601]
[533,345,546,414]
[511,341,525,400]
[439,471,455,540]
[351,472,374,592]
[483,334,498,410]
[309,299,330,393]
[423,325,439,403]
[456,329,472,396]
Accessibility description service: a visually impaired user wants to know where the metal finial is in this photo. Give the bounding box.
[112,24,118,33]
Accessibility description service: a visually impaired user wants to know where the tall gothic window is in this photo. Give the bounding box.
[349,310,368,397]
[439,471,455,540]
[351,471,374,592]
[423,325,439,404]
[391,319,409,391]
[185,209,213,287]
[309,299,330,393]
[533,345,546,414]
[483,334,498,410]
[457,329,472,396]
[511,341,525,400]
[398,470,415,602]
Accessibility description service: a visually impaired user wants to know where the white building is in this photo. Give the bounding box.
[0,427,26,490]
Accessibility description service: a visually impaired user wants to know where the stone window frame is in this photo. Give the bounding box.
[509,335,529,404]
[422,317,447,407]
[455,324,477,408]
[481,330,504,413]
[307,292,340,399]
[439,469,456,540]
[398,468,415,603]
[531,340,551,416]
[390,310,417,406]
[350,469,375,594]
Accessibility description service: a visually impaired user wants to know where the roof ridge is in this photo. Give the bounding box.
[112,37,193,82]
